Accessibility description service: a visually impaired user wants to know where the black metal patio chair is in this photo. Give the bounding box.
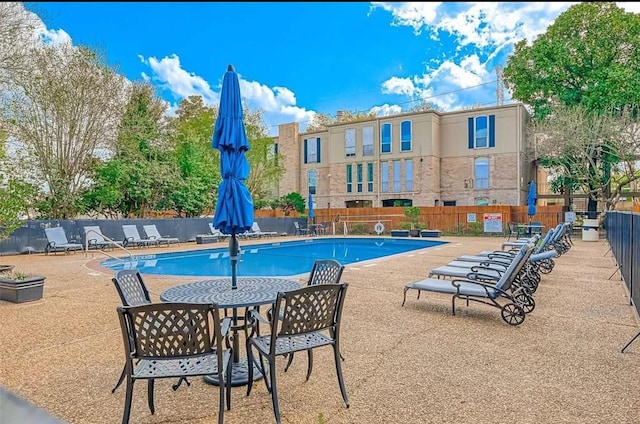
[245,283,350,424]
[116,302,232,424]
[267,259,346,371]
[111,269,190,393]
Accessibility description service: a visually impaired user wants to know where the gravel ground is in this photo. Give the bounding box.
[0,235,638,424]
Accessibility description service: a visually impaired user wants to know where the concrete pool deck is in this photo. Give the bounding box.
[0,235,639,423]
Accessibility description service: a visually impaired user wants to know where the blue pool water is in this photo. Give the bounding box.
[101,237,447,277]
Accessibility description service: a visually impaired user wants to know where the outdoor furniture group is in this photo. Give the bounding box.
[110,259,349,424]
[403,221,573,326]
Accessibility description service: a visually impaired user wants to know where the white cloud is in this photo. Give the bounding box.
[139,54,316,135]
[370,104,403,116]
[372,2,577,47]
[381,77,415,96]
[439,55,486,88]
[370,2,442,35]
[139,54,219,106]
[371,2,584,113]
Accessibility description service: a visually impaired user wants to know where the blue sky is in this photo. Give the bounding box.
[22,2,640,135]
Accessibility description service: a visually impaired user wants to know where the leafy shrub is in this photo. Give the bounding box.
[350,223,369,234]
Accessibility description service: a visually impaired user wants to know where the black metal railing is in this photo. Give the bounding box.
[604,211,639,352]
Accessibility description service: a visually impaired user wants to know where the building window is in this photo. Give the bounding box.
[393,160,401,192]
[304,137,320,163]
[475,197,489,206]
[381,161,389,193]
[381,123,392,154]
[367,162,374,192]
[356,164,363,193]
[308,169,317,195]
[400,120,412,151]
[346,164,352,193]
[475,157,489,189]
[345,128,356,157]
[405,159,413,191]
[468,115,495,149]
[362,126,373,156]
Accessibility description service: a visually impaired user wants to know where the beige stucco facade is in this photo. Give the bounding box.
[275,103,533,208]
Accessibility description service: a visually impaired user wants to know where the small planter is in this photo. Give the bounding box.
[0,275,45,303]
[390,230,410,237]
[420,230,441,238]
[409,229,421,237]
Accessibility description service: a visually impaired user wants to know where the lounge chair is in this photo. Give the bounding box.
[402,243,536,325]
[209,223,231,241]
[428,248,558,296]
[121,225,159,248]
[466,225,559,262]
[44,227,83,255]
[84,226,123,251]
[250,222,277,238]
[142,224,180,246]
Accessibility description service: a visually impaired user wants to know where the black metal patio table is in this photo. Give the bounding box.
[160,277,301,387]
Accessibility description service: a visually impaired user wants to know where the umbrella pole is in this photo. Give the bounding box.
[229,234,240,363]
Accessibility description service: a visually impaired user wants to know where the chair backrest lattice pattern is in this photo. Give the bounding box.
[308,259,344,286]
[112,269,151,307]
[276,283,347,337]
[127,304,213,358]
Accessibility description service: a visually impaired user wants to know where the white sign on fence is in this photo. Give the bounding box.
[467,213,476,223]
[483,213,503,233]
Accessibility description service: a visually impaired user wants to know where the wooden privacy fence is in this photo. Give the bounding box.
[255,205,566,235]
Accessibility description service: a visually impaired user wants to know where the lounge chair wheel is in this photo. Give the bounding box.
[514,293,535,314]
[539,260,554,274]
[519,275,538,293]
[501,303,525,326]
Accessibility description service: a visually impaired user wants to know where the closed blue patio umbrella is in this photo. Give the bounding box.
[212,64,254,290]
[308,192,315,223]
[527,180,537,224]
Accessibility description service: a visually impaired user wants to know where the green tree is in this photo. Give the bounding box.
[531,104,640,213]
[503,2,640,217]
[0,2,40,86]
[165,96,219,217]
[0,144,35,240]
[274,192,305,215]
[243,108,284,205]
[82,81,170,218]
[503,2,640,119]
[2,42,128,218]
[305,109,378,132]
[408,100,440,112]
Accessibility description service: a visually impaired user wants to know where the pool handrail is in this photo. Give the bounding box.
[84,229,132,261]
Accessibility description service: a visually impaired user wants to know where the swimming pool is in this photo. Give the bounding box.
[101,237,447,277]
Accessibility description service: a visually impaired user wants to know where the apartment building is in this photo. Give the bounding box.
[274,103,534,209]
